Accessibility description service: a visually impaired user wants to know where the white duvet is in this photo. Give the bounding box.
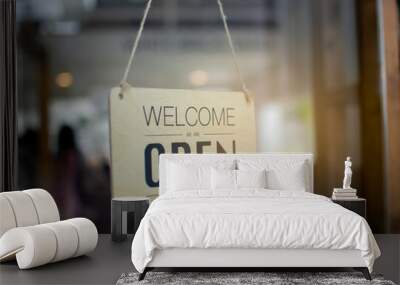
[131,190,380,273]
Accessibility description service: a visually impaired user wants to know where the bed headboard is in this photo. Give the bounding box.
[159,153,314,195]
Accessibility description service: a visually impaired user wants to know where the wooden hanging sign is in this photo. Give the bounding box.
[109,86,256,197]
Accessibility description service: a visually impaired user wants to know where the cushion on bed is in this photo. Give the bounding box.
[266,166,307,191]
[159,154,313,195]
[236,169,266,189]
[167,162,211,191]
[167,159,235,192]
[211,169,267,190]
[237,158,309,191]
[211,168,236,190]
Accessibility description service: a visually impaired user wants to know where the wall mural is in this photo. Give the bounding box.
[110,86,256,197]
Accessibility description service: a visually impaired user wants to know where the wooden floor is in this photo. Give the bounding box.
[0,234,398,285]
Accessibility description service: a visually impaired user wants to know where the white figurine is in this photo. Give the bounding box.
[343,156,352,189]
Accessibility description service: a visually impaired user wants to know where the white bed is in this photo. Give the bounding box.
[131,154,380,280]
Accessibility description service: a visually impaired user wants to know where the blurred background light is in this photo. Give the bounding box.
[55,72,74,88]
[189,70,209,87]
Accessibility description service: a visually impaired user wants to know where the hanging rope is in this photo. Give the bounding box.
[120,0,251,102]
[120,0,153,86]
[216,0,251,101]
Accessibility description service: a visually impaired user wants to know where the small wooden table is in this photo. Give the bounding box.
[111,197,150,242]
[332,198,366,219]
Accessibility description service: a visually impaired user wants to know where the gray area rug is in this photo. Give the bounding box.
[116,272,396,285]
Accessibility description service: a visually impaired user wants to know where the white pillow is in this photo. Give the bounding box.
[238,159,308,191]
[236,169,266,188]
[266,167,306,191]
[167,162,211,191]
[211,168,236,190]
[166,159,236,192]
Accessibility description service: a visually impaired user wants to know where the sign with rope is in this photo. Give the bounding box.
[110,0,256,197]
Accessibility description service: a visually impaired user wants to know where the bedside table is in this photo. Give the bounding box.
[332,198,366,219]
[111,197,150,242]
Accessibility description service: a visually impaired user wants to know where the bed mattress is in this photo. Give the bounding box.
[131,190,380,273]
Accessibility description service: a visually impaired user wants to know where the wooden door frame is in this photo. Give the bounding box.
[377,0,400,233]
[0,0,17,192]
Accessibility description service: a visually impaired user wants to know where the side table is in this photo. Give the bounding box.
[332,198,366,219]
[111,197,150,242]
